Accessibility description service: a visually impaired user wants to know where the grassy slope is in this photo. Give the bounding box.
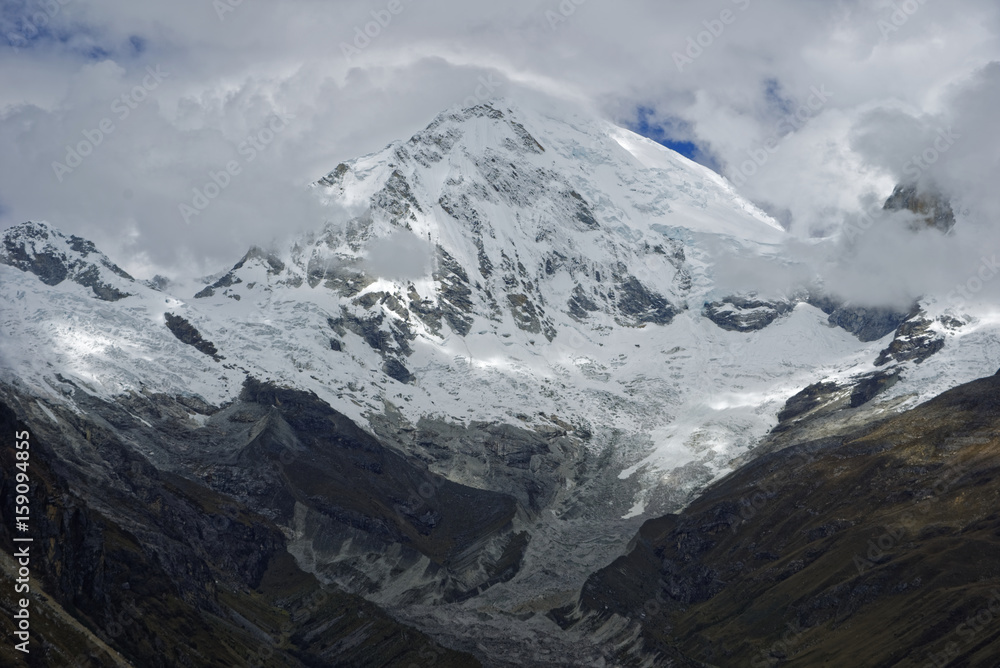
[571,372,1000,667]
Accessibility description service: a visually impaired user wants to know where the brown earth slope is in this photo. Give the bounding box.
[558,370,1000,667]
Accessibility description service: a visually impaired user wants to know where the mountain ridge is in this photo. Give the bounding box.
[1,98,998,666]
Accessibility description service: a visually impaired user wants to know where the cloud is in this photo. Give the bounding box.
[361,228,433,281]
[0,0,997,297]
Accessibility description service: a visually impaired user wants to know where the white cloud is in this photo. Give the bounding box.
[0,0,997,298]
[362,228,433,281]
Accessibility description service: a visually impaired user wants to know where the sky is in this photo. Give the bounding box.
[1,0,999,306]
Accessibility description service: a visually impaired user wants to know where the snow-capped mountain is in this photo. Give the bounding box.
[3,98,1000,663]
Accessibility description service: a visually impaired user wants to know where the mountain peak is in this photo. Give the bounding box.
[193,245,292,299]
[1,221,134,301]
[415,99,547,153]
[883,182,956,233]
[304,97,788,338]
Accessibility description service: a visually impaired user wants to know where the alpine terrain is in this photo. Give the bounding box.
[2,98,999,667]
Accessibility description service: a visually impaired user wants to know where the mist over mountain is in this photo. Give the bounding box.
[3,2,1000,667]
[2,94,1000,666]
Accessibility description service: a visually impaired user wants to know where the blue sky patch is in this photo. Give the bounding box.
[626,106,722,172]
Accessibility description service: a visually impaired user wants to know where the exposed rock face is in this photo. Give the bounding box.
[775,380,843,424]
[372,169,425,226]
[884,183,956,233]
[302,102,692,342]
[703,295,794,332]
[0,388,480,668]
[1,221,133,301]
[614,275,678,326]
[556,371,1000,667]
[875,312,948,367]
[180,379,524,606]
[145,274,171,291]
[703,291,916,342]
[807,293,914,342]
[826,304,912,342]
[382,358,413,383]
[848,368,901,407]
[164,312,222,360]
[371,412,578,517]
[316,162,350,189]
[434,245,476,336]
[773,368,903,434]
[0,371,528,614]
[328,306,415,360]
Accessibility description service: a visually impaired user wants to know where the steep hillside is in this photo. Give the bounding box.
[0,388,481,668]
[558,369,1000,667]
